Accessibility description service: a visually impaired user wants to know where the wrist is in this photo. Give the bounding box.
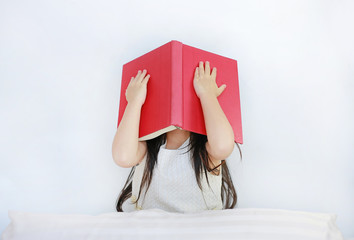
[127,100,143,109]
[199,93,217,102]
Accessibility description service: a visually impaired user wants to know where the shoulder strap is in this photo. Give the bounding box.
[131,153,147,209]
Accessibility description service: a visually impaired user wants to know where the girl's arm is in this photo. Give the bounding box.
[194,61,235,162]
[112,70,150,168]
[112,101,146,168]
[200,94,234,160]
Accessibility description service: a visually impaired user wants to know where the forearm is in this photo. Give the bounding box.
[112,101,142,164]
[199,94,234,152]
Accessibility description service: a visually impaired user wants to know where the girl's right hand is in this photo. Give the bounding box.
[125,69,150,106]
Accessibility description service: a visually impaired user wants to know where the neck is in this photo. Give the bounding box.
[165,129,190,150]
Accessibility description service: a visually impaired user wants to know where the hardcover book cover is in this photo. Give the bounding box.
[117,40,243,144]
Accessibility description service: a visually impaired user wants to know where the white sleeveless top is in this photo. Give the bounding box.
[129,136,223,213]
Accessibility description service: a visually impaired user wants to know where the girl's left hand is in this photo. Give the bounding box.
[193,61,226,99]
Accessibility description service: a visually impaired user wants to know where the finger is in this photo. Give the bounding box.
[127,77,134,87]
[194,67,199,79]
[135,70,142,80]
[138,69,147,82]
[142,74,150,84]
[205,61,210,75]
[219,84,227,94]
[199,61,204,76]
[211,67,217,79]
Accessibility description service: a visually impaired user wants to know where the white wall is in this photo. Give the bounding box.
[0,0,353,237]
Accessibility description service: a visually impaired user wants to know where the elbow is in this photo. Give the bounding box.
[207,140,234,160]
[112,142,130,168]
[215,141,234,160]
[112,155,134,168]
[112,149,133,168]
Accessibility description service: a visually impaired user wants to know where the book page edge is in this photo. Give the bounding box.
[138,125,182,141]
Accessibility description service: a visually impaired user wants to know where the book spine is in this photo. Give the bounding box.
[170,40,183,128]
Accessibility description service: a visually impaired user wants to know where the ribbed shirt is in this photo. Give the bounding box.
[129,136,223,213]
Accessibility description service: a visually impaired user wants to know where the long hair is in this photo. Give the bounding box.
[116,131,242,211]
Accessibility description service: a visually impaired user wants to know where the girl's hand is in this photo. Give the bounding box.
[125,69,150,106]
[193,61,226,99]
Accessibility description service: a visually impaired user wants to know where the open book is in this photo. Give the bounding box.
[117,40,243,144]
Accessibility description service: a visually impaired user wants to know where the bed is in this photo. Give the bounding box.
[1,207,345,240]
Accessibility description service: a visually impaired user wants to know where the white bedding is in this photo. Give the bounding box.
[1,208,344,240]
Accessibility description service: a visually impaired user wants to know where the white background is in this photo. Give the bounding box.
[0,0,353,237]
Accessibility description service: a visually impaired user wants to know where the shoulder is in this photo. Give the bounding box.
[206,155,224,176]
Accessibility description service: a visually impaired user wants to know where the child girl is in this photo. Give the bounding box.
[112,61,242,212]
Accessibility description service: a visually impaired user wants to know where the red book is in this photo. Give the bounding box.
[117,40,243,144]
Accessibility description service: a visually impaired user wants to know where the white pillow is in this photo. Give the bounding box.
[1,208,344,240]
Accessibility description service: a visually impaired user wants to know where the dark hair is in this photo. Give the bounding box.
[116,131,242,211]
